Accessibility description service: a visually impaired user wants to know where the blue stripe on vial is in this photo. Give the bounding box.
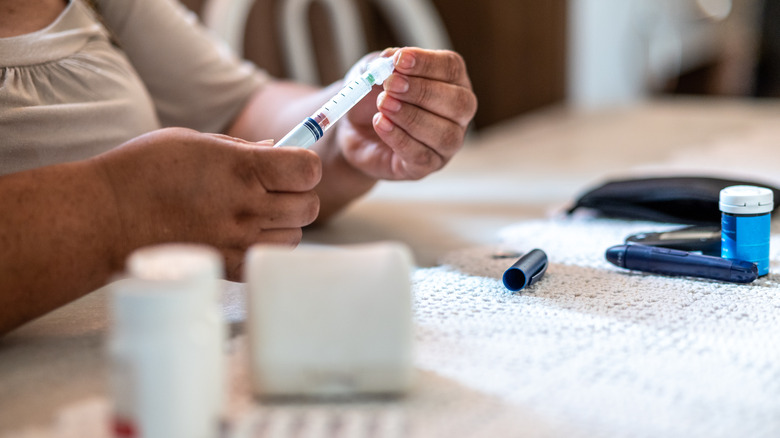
[721,213,770,276]
[303,117,323,141]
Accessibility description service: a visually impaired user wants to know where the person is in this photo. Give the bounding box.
[0,0,477,335]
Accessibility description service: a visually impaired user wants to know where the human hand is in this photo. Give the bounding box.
[93,128,321,279]
[336,47,477,180]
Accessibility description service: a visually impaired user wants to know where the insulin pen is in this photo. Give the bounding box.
[605,244,757,284]
[274,56,396,148]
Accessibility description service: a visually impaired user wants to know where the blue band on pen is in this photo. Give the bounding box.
[303,117,324,141]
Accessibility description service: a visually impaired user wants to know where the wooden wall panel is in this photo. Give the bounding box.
[430,0,567,129]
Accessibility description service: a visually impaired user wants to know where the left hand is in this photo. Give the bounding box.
[336,47,477,181]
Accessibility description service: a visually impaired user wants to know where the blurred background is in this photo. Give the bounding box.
[180,0,779,131]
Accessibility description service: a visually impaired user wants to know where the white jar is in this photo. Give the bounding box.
[110,244,225,438]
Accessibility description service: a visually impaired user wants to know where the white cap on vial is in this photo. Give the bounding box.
[365,57,395,86]
[719,185,774,215]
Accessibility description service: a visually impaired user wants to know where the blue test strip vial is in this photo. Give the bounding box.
[719,185,773,276]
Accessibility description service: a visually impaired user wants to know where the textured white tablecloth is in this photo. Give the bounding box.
[7,217,780,438]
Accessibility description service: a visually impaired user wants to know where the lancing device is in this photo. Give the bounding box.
[502,249,548,292]
[274,57,396,149]
[624,225,721,256]
[605,244,757,284]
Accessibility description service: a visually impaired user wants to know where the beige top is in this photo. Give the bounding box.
[0,0,267,175]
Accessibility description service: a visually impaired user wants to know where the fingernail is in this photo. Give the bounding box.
[385,74,409,94]
[257,139,274,145]
[373,113,394,132]
[378,93,402,113]
[394,50,415,70]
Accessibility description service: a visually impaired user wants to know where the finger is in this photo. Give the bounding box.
[376,93,464,158]
[393,48,472,89]
[221,229,303,280]
[371,112,446,180]
[250,228,303,247]
[383,74,477,128]
[221,247,246,281]
[196,132,320,193]
[237,146,322,193]
[379,47,401,58]
[205,132,274,147]
[240,191,320,229]
[222,223,305,251]
[210,189,316,250]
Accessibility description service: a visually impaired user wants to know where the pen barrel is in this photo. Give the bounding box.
[623,245,755,283]
[275,119,320,148]
[275,77,372,149]
[323,76,372,124]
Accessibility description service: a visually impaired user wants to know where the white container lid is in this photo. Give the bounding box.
[116,244,225,330]
[719,185,774,215]
[127,244,222,282]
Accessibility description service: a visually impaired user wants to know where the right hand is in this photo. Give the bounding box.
[92,128,321,280]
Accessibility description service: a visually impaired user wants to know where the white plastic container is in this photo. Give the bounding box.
[110,244,225,438]
[244,242,415,398]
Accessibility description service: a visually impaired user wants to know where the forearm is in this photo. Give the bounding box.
[227,81,378,223]
[0,160,121,335]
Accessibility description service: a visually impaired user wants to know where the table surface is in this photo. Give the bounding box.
[3,97,780,436]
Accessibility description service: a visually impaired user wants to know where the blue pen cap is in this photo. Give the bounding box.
[503,249,548,291]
